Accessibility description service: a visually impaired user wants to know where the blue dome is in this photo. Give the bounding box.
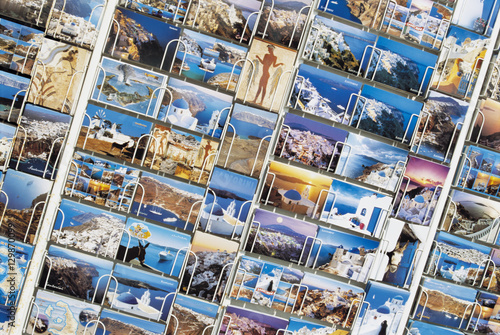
[172,98,189,109]
[394,295,404,301]
[204,202,224,216]
[349,247,360,254]
[377,305,391,314]
[414,195,425,203]
[378,171,386,177]
[116,291,138,305]
[284,189,301,201]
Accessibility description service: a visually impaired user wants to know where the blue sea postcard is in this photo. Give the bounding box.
[0,70,30,122]
[317,0,384,28]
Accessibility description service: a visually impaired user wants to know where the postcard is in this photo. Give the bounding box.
[262,160,333,219]
[414,278,478,328]
[289,64,362,124]
[25,290,100,335]
[76,103,153,164]
[200,167,257,239]
[298,273,364,326]
[350,85,423,143]
[0,70,30,122]
[429,231,491,285]
[467,291,500,332]
[0,236,33,305]
[217,103,277,177]
[99,263,177,321]
[408,319,466,335]
[0,0,54,27]
[421,3,454,49]
[452,0,499,35]
[172,28,248,86]
[486,55,500,99]
[0,170,52,242]
[27,38,91,114]
[165,295,218,335]
[105,7,181,68]
[372,219,428,287]
[432,26,489,99]
[459,146,500,199]
[50,199,126,258]
[483,249,500,294]
[317,0,385,28]
[131,172,205,230]
[97,308,166,335]
[159,78,232,138]
[255,0,313,49]
[414,91,469,162]
[236,38,297,111]
[220,306,289,334]
[122,0,188,21]
[366,37,437,94]
[40,245,114,301]
[471,99,500,152]
[9,104,71,178]
[287,317,337,334]
[319,179,392,236]
[91,57,167,115]
[245,208,318,264]
[393,156,449,225]
[0,122,16,168]
[184,0,261,44]
[116,218,191,277]
[304,16,377,75]
[275,113,349,173]
[353,281,410,335]
[181,231,239,302]
[46,0,106,48]
[338,133,408,191]
[0,18,43,74]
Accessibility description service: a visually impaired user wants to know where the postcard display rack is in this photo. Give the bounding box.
[1,0,500,334]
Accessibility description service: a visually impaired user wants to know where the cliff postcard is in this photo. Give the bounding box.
[353,281,410,335]
[165,295,218,335]
[414,91,469,162]
[442,189,500,245]
[77,104,153,165]
[104,7,181,69]
[159,78,232,138]
[338,133,408,191]
[319,179,392,236]
[452,0,499,35]
[219,306,289,334]
[349,85,423,143]
[0,18,43,75]
[310,226,380,283]
[365,37,437,94]
[116,218,191,277]
[274,113,349,173]
[99,263,178,321]
[414,278,477,328]
[288,64,362,124]
[236,38,296,112]
[121,0,188,21]
[180,231,239,302]
[46,0,106,48]
[40,245,114,301]
[431,26,488,99]
[317,0,386,28]
[50,199,126,258]
[408,319,466,335]
[304,16,377,75]
[255,0,313,49]
[9,104,71,179]
[184,0,262,44]
[172,28,248,88]
[92,57,167,115]
[392,156,449,225]
[200,167,258,239]
[0,122,15,169]
[0,170,52,242]
[471,99,500,152]
[131,172,205,230]
[64,151,140,208]
[0,236,33,305]
[25,290,100,335]
[216,103,278,177]
[245,208,319,265]
[261,160,333,219]
[0,70,30,122]
[96,308,166,335]
[28,38,91,114]
[0,0,54,27]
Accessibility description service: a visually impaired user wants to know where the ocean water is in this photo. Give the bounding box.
[343,154,382,179]
[244,277,259,287]
[230,118,274,139]
[131,202,193,231]
[343,34,374,63]
[415,305,464,328]
[319,0,362,24]
[178,52,207,82]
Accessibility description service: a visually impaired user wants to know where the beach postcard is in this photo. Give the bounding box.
[219,306,289,334]
[116,217,191,277]
[96,308,166,335]
[0,236,33,305]
[165,295,218,335]
[0,70,30,122]
[289,64,362,124]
